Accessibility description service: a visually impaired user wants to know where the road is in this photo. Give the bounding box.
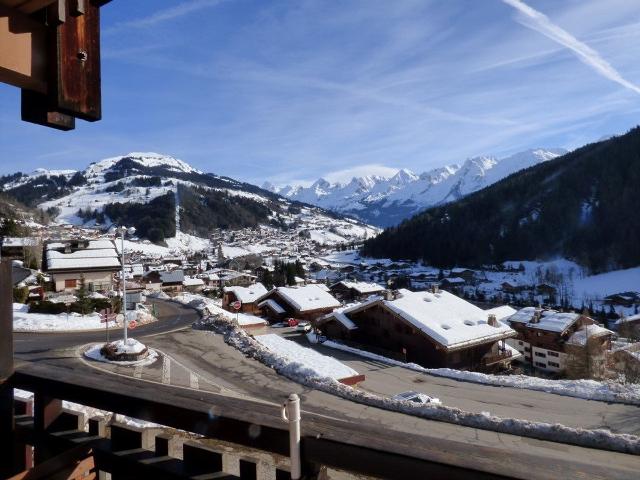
[14,299,197,354]
[13,299,640,479]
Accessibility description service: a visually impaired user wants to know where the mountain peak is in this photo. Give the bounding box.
[85,152,201,179]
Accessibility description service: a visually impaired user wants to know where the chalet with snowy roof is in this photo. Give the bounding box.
[604,292,640,307]
[316,287,518,372]
[1,237,39,261]
[449,268,476,283]
[330,280,386,301]
[183,276,205,293]
[141,270,185,292]
[256,284,341,322]
[223,283,268,314]
[43,239,120,292]
[505,307,611,376]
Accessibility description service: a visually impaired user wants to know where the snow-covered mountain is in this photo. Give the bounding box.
[0,153,378,245]
[266,148,567,227]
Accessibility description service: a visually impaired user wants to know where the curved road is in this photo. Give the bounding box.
[14,299,197,355]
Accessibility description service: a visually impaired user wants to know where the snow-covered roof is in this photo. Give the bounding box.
[224,283,268,304]
[271,284,340,312]
[258,299,286,314]
[443,277,466,284]
[567,324,613,346]
[507,307,581,333]
[46,239,120,271]
[382,289,515,349]
[183,277,205,287]
[333,280,385,294]
[484,305,517,322]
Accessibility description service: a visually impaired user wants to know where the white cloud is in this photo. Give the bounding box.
[502,0,640,95]
[106,0,226,32]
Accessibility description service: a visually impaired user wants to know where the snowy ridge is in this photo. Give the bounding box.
[269,148,567,226]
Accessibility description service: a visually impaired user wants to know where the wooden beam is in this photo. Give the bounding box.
[0,5,47,93]
[49,0,101,121]
[21,89,75,130]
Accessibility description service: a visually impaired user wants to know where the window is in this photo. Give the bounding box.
[524,346,530,352]
[534,351,546,358]
[518,341,523,345]
[548,361,560,368]
[535,362,546,368]
[64,279,77,289]
[536,332,542,336]
[548,351,559,357]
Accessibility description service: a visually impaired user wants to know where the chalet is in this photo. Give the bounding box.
[564,324,613,379]
[604,292,640,308]
[257,284,340,322]
[0,237,39,261]
[501,281,526,294]
[142,270,185,292]
[440,277,466,289]
[505,307,611,376]
[223,283,268,314]
[43,239,120,293]
[316,288,518,372]
[183,276,205,293]
[450,268,476,283]
[330,280,385,302]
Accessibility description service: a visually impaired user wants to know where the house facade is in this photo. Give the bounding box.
[223,283,268,314]
[257,284,340,322]
[505,307,612,377]
[317,288,518,371]
[43,239,120,292]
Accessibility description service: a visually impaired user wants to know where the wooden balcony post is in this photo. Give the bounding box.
[0,260,17,477]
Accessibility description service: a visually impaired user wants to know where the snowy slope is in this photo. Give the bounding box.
[270,148,567,226]
[2,152,378,246]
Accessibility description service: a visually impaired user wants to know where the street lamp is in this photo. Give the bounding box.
[117,226,136,342]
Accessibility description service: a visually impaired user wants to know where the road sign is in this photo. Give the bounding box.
[128,320,137,330]
[231,300,242,311]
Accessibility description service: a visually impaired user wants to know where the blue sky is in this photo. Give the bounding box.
[1,0,639,186]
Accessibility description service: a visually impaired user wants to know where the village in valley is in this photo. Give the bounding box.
[5,206,640,392]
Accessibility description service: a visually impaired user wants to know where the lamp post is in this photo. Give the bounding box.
[118,226,136,343]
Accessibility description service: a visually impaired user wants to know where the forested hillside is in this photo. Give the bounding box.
[362,127,640,274]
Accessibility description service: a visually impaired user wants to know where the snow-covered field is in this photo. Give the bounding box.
[255,334,358,380]
[13,304,117,332]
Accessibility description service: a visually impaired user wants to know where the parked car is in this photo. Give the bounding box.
[392,391,440,405]
[296,321,311,332]
[286,318,299,327]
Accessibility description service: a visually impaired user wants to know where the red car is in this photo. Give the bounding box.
[286,318,299,327]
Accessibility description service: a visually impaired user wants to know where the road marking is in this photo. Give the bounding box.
[162,356,171,384]
[190,372,199,390]
[134,365,143,379]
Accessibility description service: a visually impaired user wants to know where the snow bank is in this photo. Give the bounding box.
[255,334,358,380]
[190,311,640,455]
[172,292,267,326]
[13,311,118,332]
[308,334,640,406]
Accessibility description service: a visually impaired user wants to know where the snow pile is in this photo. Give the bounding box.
[112,338,146,354]
[255,334,358,381]
[13,310,118,332]
[172,293,266,326]
[84,343,158,366]
[308,334,640,406]
[192,312,640,454]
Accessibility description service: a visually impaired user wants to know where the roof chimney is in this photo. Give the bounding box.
[488,313,498,327]
[431,283,439,294]
[531,307,542,324]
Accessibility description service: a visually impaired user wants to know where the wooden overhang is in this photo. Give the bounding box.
[0,0,112,130]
